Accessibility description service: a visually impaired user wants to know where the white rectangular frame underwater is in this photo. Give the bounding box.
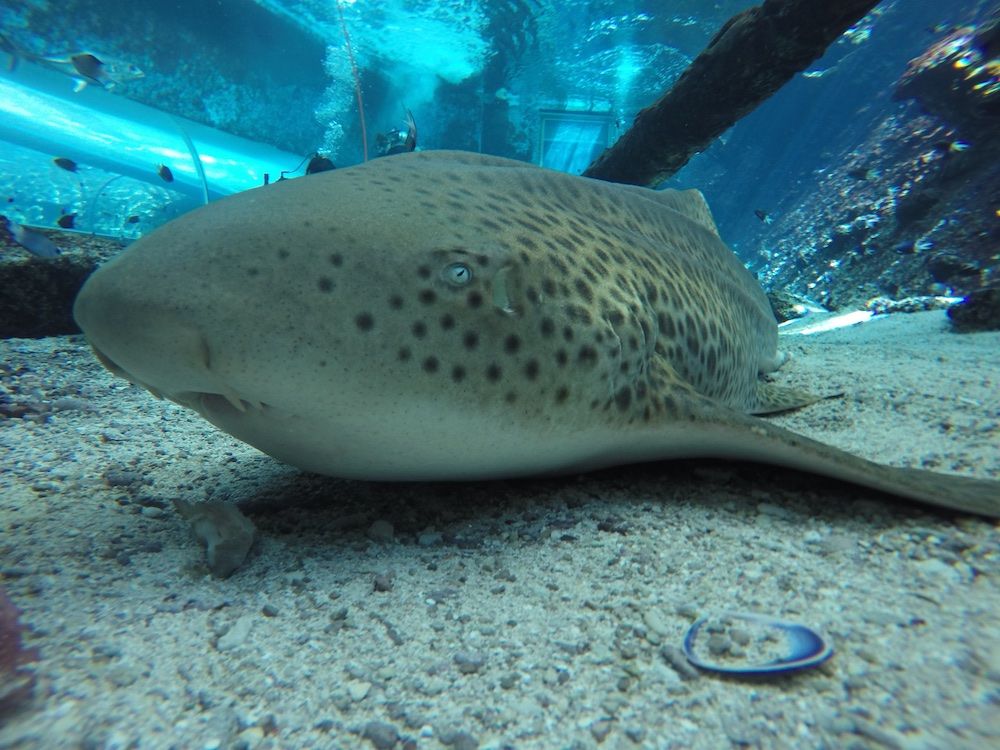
[538,109,613,174]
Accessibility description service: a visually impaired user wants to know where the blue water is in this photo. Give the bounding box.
[0,0,993,260]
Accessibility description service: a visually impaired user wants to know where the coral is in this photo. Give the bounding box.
[0,587,39,716]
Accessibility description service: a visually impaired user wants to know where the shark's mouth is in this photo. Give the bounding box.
[88,341,270,417]
[191,391,269,419]
[89,343,133,383]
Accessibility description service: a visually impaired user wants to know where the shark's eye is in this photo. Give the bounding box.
[442,262,472,286]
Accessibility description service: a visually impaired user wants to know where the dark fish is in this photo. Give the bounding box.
[931,140,969,156]
[63,52,143,91]
[4,35,143,91]
[306,154,336,174]
[126,215,140,224]
[156,164,174,183]
[754,209,773,225]
[893,238,934,255]
[53,157,78,172]
[56,213,76,229]
[846,167,874,180]
[34,51,144,92]
[70,53,103,81]
[3,217,61,257]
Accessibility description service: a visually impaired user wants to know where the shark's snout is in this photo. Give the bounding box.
[74,266,222,402]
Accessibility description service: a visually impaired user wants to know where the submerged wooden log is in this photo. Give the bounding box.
[583,0,881,187]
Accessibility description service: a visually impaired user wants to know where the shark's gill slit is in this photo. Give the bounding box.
[198,333,212,370]
[492,266,518,316]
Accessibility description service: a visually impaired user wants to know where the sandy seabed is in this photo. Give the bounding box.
[1,309,998,750]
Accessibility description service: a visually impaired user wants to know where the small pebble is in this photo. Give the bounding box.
[348,681,371,701]
[234,727,264,750]
[757,502,796,520]
[50,396,89,412]
[660,645,700,680]
[362,721,399,750]
[642,608,671,638]
[590,719,613,743]
[418,531,443,547]
[367,520,395,543]
[706,633,730,655]
[730,627,751,646]
[104,469,144,488]
[442,730,478,750]
[625,725,646,742]
[675,602,699,619]
[217,616,252,652]
[454,652,486,674]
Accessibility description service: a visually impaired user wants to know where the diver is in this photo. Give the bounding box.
[305,153,336,174]
[267,151,336,184]
[375,110,417,157]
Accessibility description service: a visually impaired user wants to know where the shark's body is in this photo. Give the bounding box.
[73,151,999,517]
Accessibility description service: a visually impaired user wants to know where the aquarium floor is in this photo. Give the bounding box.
[1,310,998,750]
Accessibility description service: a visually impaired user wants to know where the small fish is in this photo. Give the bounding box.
[41,51,145,92]
[754,209,773,225]
[126,215,140,224]
[893,238,934,254]
[53,157,78,172]
[3,217,62,258]
[156,164,174,183]
[846,166,879,181]
[932,140,970,156]
[0,34,143,91]
[56,213,76,229]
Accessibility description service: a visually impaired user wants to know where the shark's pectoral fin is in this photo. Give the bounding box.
[688,403,1000,518]
[749,382,841,415]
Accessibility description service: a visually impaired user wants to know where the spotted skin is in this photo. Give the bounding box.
[73,151,999,517]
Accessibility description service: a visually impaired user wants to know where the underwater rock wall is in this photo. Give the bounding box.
[759,106,998,309]
[758,19,1000,309]
[3,0,328,154]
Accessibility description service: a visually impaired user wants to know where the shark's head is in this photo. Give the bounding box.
[75,151,672,478]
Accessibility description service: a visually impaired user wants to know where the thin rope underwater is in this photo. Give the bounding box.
[336,0,368,162]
